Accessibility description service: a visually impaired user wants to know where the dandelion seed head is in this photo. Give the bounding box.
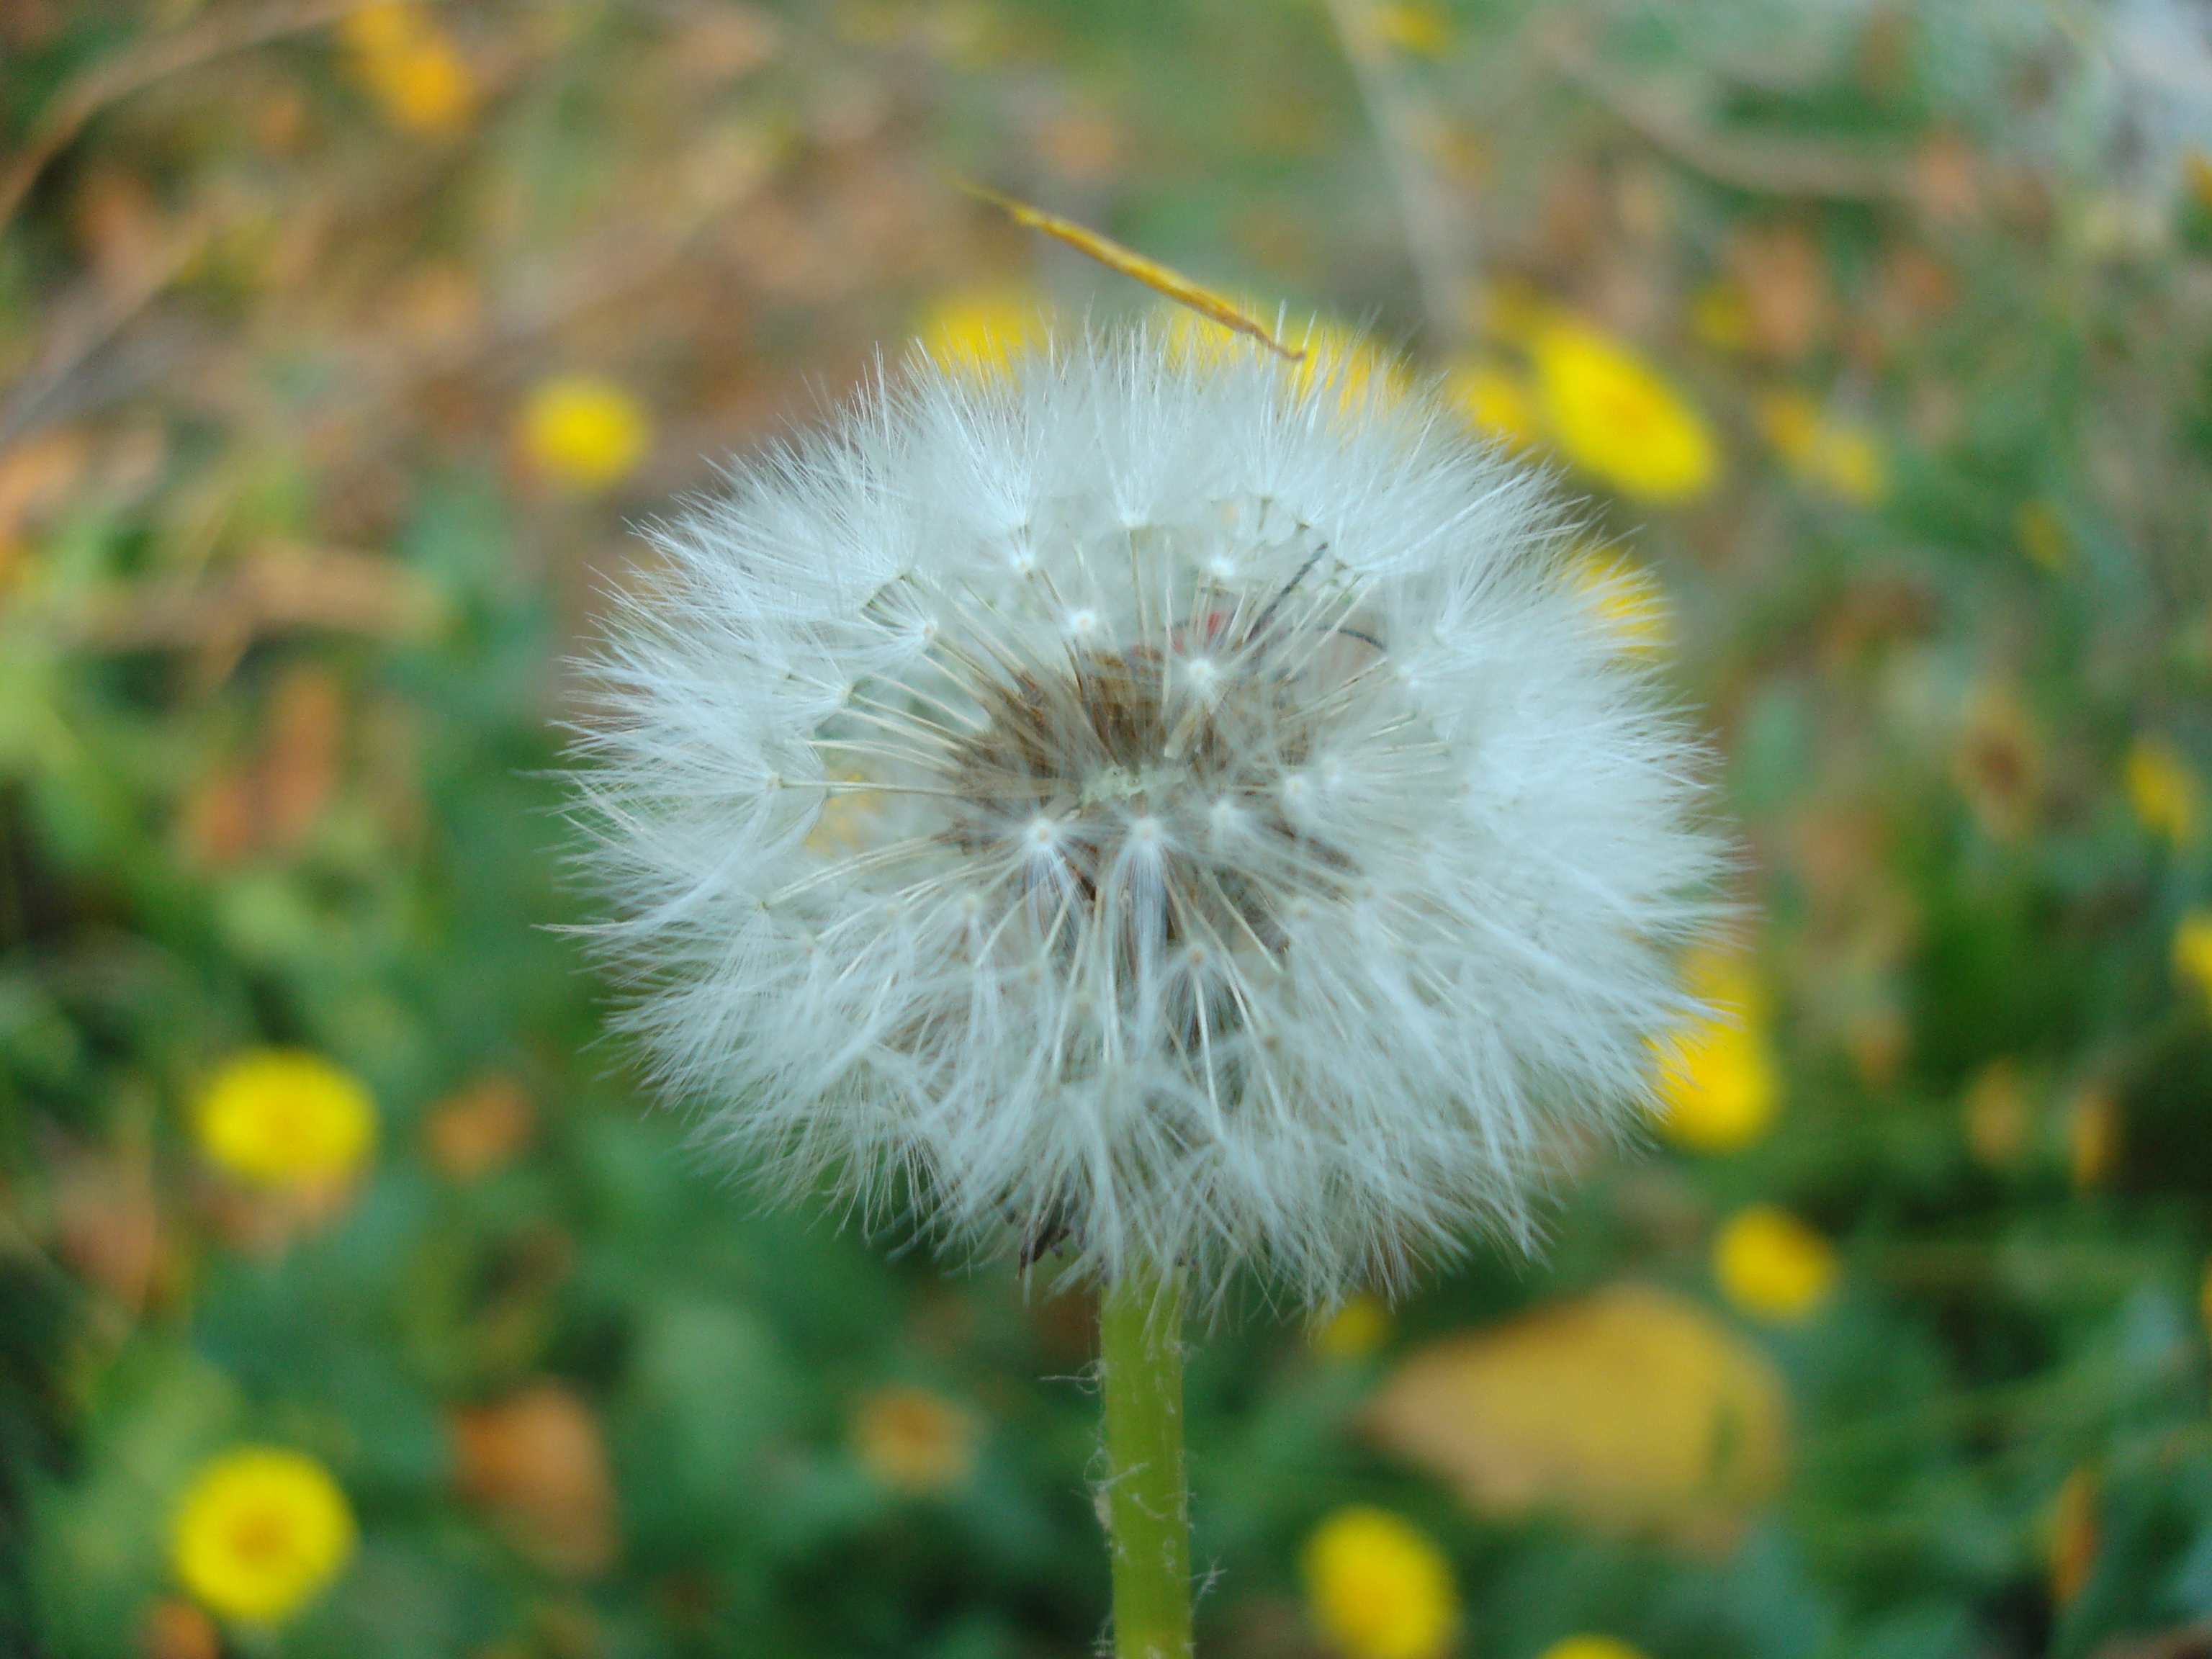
[571,328,1727,1305]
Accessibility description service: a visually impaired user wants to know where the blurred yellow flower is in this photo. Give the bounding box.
[1302,1506,1459,1659]
[1648,948,1779,1153]
[1371,2,1452,58]
[2125,737,2200,845]
[171,1447,354,1624]
[2015,500,2070,572]
[1165,305,1411,413]
[1445,360,1539,451]
[915,286,1053,374]
[1530,318,1716,503]
[1568,547,1667,653]
[2176,910,2212,1017]
[1537,1637,1650,1659]
[1310,1293,1394,1361]
[194,1050,376,1188]
[1712,1205,1836,1324]
[339,2,477,135]
[520,376,652,492]
[1758,392,1885,505]
[851,1386,977,1495]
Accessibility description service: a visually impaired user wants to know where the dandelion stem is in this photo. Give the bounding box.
[1100,1262,1193,1659]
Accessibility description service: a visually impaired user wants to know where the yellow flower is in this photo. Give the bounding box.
[2015,500,2070,571]
[194,1050,376,1188]
[1530,318,1717,503]
[914,287,1054,376]
[1165,305,1411,412]
[1712,1205,1836,1324]
[851,1386,977,1495]
[2125,737,2200,845]
[1310,1294,1393,1361]
[1303,1506,1459,1659]
[339,2,477,135]
[1758,392,1884,505]
[1537,1637,1651,1659]
[519,376,652,492]
[1445,360,1539,451]
[1568,547,1667,653]
[2177,909,2212,1017]
[171,1447,355,1624]
[1647,948,1779,1153]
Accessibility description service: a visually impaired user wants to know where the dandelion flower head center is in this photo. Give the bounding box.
[822,536,1436,1042]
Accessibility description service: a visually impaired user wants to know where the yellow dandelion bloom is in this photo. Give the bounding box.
[1648,948,1779,1153]
[851,1386,977,1495]
[2177,909,2212,1017]
[171,1447,355,1624]
[194,1050,376,1188]
[339,2,477,135]
[1712,1205,1837,1324]
[1303,1506,1459,1659]
[2125,737,2200,845]
[1537,1637,1651,1659]
[1310,1294,1393,1361]
[519,376,652,492]
[1530,318,1717,504]
[1758,392,1885,505]
[915,287,1054,376]
[1445,360,1539,451]
[1568,547,1668,653]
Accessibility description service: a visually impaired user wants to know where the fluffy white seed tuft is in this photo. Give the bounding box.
[570,328,1727,1306]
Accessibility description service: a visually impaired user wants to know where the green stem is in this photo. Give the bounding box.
[1100,1262,1193,1659]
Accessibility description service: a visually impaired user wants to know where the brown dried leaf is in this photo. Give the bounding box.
[1362,1284,1788,1552]
[454,1382,619,1578]
[423,1074,536,1180]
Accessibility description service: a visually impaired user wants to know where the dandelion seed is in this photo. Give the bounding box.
[570,326,1725,1305]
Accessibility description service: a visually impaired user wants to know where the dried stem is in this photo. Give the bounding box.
[1323,0,1478,349]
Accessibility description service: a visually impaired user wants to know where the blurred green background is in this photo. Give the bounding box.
[5,2,2212,1656]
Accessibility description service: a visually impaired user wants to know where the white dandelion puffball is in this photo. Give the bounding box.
[574,328,1725,1304]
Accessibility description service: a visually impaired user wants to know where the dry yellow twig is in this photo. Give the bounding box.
[958,183,1305,361]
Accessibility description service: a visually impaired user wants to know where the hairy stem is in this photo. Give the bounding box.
[1100,1263,1192,1659]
